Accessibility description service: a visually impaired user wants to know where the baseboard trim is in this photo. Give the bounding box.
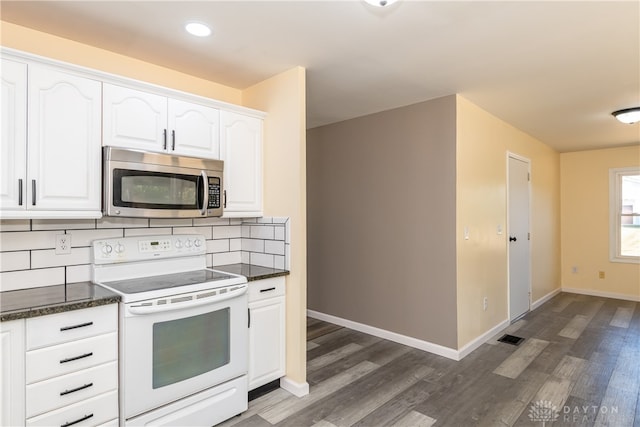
[457,318,510,360]
[531,288,562,310]
[279,376,309,397]
[307,310,461,360]
[561,287,640,302]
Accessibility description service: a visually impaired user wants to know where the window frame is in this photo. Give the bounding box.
[609,166,640,264]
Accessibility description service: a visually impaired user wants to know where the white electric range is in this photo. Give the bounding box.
[92,234,248,427]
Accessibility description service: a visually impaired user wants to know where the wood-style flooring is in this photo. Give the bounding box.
[222,293,640,427]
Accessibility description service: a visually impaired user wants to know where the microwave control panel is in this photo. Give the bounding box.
[208,177,221,209]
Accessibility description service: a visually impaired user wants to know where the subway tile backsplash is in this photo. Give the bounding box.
[0,217,290,292]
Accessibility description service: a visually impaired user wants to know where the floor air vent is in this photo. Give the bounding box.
[497,334,525,346]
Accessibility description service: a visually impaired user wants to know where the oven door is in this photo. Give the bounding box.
[120,289,248,420]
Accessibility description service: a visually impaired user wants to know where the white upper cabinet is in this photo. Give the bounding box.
[169,99,220,158]
[28,65,102,212]
[0,59,27,211]
[1,60,102,218]
[220,111,263,217]
[103,84,220,159]
[102,83,167,152]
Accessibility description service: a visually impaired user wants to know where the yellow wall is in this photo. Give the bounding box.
[0,21,241,104]
[560,146,640,299]
[456,96,561,348]
[243,67,307,385]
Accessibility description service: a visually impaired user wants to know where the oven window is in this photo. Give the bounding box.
[114,169,199,209]
[152,308,230,389]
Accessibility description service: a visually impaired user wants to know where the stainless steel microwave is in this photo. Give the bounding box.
[103,147,224,218]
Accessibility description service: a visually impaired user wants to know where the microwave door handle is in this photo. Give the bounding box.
[199,171,209,216]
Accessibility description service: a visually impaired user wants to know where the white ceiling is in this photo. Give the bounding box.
[2,0,639,152]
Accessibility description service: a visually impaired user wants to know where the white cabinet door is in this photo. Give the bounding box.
[28,65,102,211]
[248,277,285,390]
[0,59,27,211]
[248,296,286,390]
[104,84,220,159]
[103,83,168,152]
[220,111,263,217]
[0,319,26,426]
[168,99,220,159]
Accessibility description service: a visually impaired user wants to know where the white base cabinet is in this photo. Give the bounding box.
[0,319,26,427]
[248,277,286,390]
[25,305,119,426]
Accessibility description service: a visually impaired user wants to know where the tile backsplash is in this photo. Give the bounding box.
[0,216,290,292]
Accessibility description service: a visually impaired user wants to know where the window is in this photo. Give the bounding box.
[610,167,640,263]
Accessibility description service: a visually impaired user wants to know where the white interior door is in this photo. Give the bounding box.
[508,154,531,321]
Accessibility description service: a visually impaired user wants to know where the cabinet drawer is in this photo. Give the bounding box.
[248,277,285,303]
[27,304,117,350]
[26,390,118,427]
[26,361,118,418]
[26,332,117,384]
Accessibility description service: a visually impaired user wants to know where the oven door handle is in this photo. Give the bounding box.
[126,285,247,315]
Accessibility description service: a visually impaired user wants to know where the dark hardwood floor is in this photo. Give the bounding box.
[222,293,639,427]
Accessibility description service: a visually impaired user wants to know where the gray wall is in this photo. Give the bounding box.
[306,95,458,349]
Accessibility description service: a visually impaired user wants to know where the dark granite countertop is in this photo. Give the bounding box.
[214,263,289,282]
[0,282,121,322]
[1,264,286,322]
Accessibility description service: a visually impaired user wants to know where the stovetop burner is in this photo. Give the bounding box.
[100,269,235,295]
[91,234,247,304]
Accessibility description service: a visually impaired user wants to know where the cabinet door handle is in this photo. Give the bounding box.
[163,129,167,150]
[18,179,23,206]
[172,130,176,150]
[248,308,251,328]
[224,190,227,209]
[60,413,93,427]
[60,352,93,364]
[60,321,93,332]
[260,287,276,293]
[31,180,36,205]
[60,382,93,396]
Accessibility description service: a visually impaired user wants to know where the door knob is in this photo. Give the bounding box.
[509,236,517,242]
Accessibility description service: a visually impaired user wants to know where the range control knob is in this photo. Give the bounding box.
[115,243,125,254]
[102,244,113,255]
[175,240,183,249]
[194,239,202,248]
[185,240,192,248]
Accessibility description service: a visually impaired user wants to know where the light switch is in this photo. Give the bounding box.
[497,224,503,235]
[464,226,470,240]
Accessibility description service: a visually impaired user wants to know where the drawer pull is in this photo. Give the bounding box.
[60,352,93,364]
[60,382,94,396]
[260,287,276,293]
[60,321,94,332]
[61,413,93,427]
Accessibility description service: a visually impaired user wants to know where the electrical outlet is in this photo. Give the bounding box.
[572,266,578,274]
[483,297,488,311]
[55,234,72,255]
[598,271,605,279]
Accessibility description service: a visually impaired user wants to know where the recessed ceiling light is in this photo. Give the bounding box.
[363,0,399,7]
[185,22,212,37]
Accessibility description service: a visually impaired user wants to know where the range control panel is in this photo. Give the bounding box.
[92,234,206,264]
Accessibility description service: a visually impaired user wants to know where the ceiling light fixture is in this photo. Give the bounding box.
[363,0,399,7]
[185,22,212,37]
[612,107,640,124]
